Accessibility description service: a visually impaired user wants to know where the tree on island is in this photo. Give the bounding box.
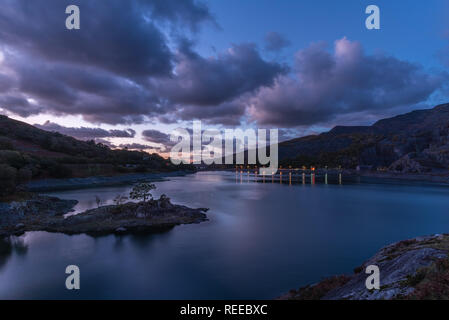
[129,182,156,203]
[95,195,101,208]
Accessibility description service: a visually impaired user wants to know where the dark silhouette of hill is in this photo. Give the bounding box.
[278,103,449,171]
[0,115,191,196]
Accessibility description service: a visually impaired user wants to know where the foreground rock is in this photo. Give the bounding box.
[281,234,449,300]
[0,195,208,237]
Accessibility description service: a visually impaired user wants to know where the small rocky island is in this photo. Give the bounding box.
[281,234,449,300]
[0,191,209,238]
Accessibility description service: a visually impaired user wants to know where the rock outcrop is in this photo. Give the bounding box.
[0,195,208,237]
[388,153,430,173]
[282,234,449,300]
[0,195,78,237]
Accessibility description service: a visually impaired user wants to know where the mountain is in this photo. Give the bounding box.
[278,103,449,172]
[0,115,190,196]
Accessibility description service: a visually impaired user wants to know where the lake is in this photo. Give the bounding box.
[1,171,449,299]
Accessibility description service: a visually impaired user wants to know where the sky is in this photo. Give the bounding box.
[0,0,448,153]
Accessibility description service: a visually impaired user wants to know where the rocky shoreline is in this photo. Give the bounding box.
[0,194,208,237]
[281,234,449,300]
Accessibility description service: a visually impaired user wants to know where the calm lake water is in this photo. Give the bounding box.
[1,171,449,299]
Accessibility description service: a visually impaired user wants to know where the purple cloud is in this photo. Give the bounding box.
[249,38,446,127]
[0,1,446,133]
[154,41,287,106]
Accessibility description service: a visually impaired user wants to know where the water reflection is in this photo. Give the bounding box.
[232,170,343,186]
[2,171,449,299]
[0,236,28,270]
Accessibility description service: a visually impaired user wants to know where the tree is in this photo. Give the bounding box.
[0,164,17,196]
[0,137,14,150]
[129,182,156,203]
[51,164,73,178]
[95,195,101,208]
[17,167,32,184]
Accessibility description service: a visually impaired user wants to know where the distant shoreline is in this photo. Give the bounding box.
[355,171,449,186]
[24,169,449,193]
[25,170,194,192]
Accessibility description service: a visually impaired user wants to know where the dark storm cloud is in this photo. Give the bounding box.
[0,0,280,126]
[0,0,175,80]
[0,73,14,93]
[4,57,170,125]
[0,0,445,132]
[142,129,172,144]
[0,0,215,81]
[35,121,136,140]
[249,38,446,127]
[17,64,78,107]
[141,129,179,151]
[0,0,202,124]
[175,99,247,126]
[0,95,43,117]
[264,32,291,52]
[154,41,288,106]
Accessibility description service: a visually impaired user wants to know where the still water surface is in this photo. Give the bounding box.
[1,171,449,299]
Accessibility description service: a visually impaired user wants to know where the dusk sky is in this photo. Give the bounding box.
[0,0,448,153]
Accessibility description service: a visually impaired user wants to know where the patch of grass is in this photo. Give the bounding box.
[403,269,427,287]
[403,258,449,300]
[379,283,393,291]
[287,275,351,300]
[386,239,418,254]
[379,239,422,263]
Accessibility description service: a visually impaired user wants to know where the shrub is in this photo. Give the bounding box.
[0,150,29,168]
[404,258,449,300]
[134,165,147,173]
[287,275,351,300]
[95,195,101,208]
[50,164,73,178]
[0,136,14,150]
[17,167,32,184]
[0,164,17,196]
